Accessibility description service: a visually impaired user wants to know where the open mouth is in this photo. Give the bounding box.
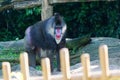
[55,29,61,39]
[55,28,62,44]
[56,34,61,39]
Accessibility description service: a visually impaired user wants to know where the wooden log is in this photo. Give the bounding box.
[0,0,115,12]
[20,52,29,80]
[99,44,109,80]
[41,58,51,80]
[66,35,91,49]
[81,53,91,80]
[2,62,11,80]
[49,0,115,4]
[60,48,71,80]
[0,0,42,12]
[13,0,42,9]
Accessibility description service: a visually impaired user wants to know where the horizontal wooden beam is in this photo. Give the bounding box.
[0,0,115,11]
[0,0,42,11]
[13,0,42,9]
[48,0,115,4]
[30,70,120,80]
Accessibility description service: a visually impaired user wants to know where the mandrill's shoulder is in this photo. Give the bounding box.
[32,21,43,28]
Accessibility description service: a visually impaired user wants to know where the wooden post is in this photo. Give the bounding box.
[60,48,71,80]
[81,53,91,80]
[20,52,29,80]
[41,0,53,20]
[99,44,109,80]
[41,58,51,80]
[2,62,11,80]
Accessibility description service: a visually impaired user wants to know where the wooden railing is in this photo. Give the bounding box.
[2,44,120,80]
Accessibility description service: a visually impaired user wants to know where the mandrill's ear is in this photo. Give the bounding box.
[54,13,62,25]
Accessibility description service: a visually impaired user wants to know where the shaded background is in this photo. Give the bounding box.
[0,1,120,41]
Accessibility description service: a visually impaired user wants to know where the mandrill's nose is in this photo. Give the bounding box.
[54,28,62,44]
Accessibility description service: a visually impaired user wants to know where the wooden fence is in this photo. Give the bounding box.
[2,44,120,80]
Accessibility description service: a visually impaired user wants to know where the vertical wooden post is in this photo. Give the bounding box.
[41,58,51,80]
[2,62,11,80]
[81,53,91,80]
[60,48,71,80]
[20,52,29,80]
[99,44,109,80]
[41,0,53,20]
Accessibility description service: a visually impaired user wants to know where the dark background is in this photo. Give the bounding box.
[0,1,120,41]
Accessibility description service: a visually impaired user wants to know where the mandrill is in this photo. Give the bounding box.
[24,13,67,71]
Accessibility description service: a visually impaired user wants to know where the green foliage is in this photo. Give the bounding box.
[0,7,41,41]
[36,66,42,70]
[0,52,19,59]
[0,1,120,41]
[54,1,120,38]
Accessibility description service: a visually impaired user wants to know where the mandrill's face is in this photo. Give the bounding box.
[46,14,67,44]
[54,24,66,44]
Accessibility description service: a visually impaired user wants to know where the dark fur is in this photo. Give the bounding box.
[24,13,67,71]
